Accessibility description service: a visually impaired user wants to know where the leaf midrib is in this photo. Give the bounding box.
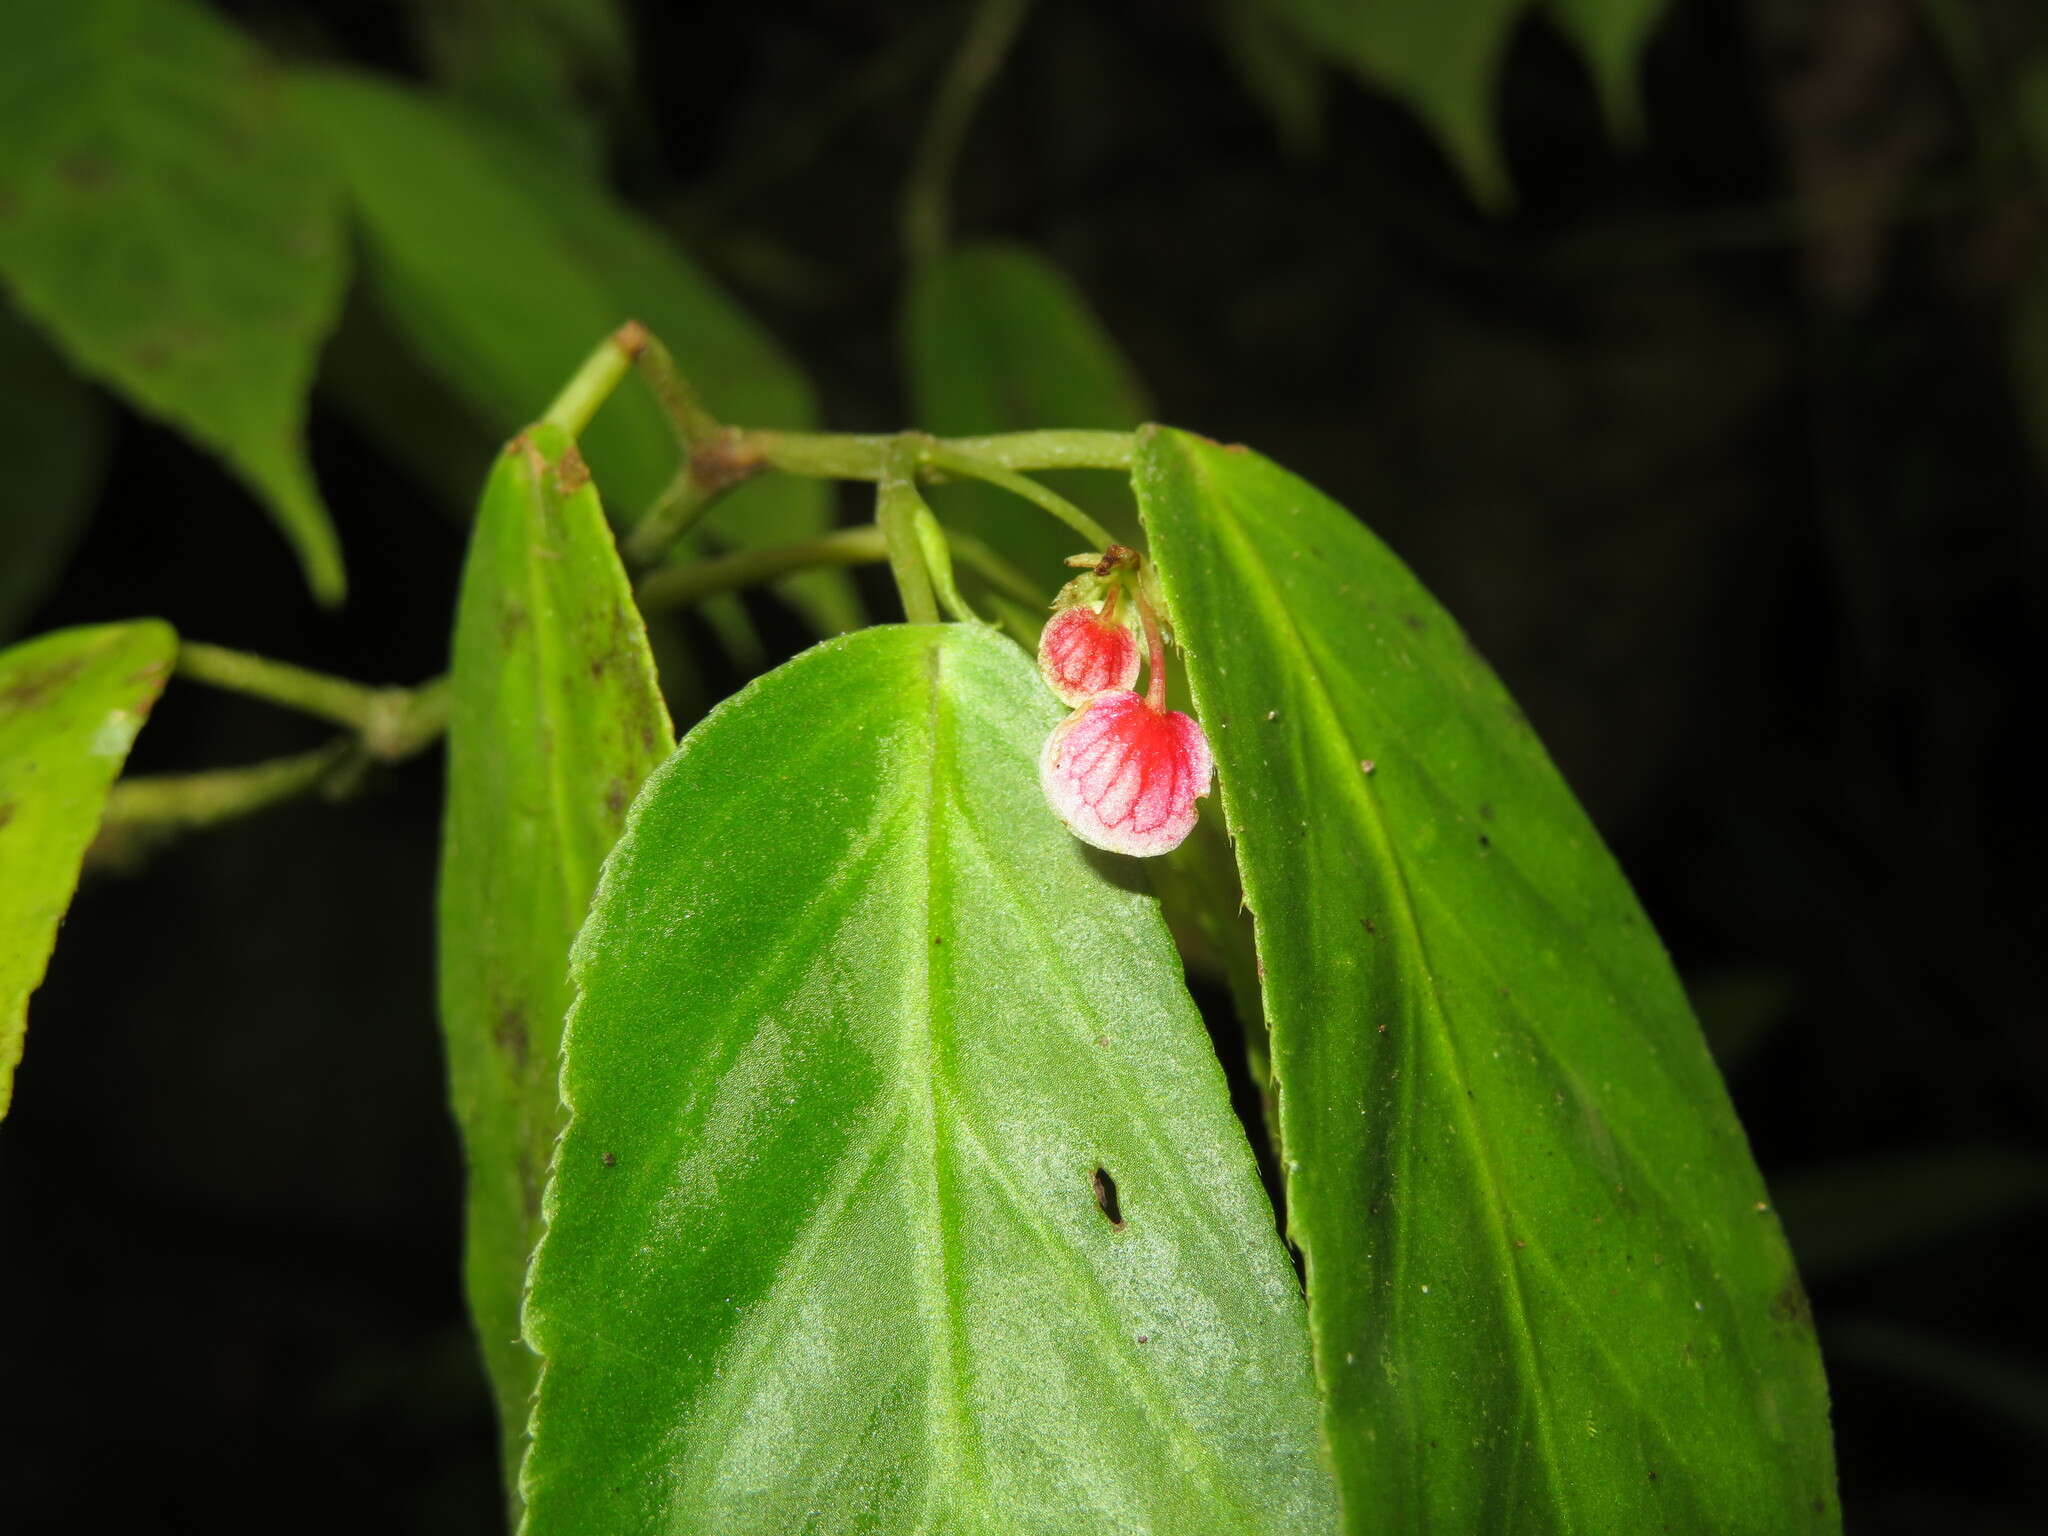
[1179,445,1579,1529]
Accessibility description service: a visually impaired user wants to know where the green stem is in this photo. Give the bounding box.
[631,328,721,447]
[877,445,941,624]
[948,531,1045,606]
[923,445,1118,550]
[901,0,1034,265]
[631,521,1044,616]
[100,741,355,841]
[635,525,889,612]
[90,675,450,866]
[743,427,1135,481]
[542,322,646,436]
[913,505,983,624]
[176,642,386,734]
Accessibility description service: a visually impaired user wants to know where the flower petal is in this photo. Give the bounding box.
[1037,603,1140,707]
[1040,690,1213,857]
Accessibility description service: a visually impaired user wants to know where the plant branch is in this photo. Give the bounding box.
[877,444,941,624]
[901,0,1034,266]
[175,642,387,735]
[543,321,647,436]
[742,427,1135,480]
[922,444,1118,550]
[635,525,889,612]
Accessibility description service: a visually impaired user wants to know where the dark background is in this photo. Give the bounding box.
[3,1,2044,1530]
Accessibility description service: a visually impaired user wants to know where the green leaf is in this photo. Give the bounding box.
[0,0,348,603]
[904,243,1149,607]
[1132,428,1839,1533]
[412,0,633,170]
[438,420,673,1499]
[291,71,850,636]
[1258,0,1527,206]
[0,620,176,1120]
[1543,0,1670,141]
[1218,0,1329,158]
[522,623,1336,1535]
[0,305,107,639]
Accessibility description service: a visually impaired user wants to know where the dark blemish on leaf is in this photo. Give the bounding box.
[1478,803,1494,820]
[932,935,944,946]
[1360,917,1377,935]
[1648,1469,1659,1482]
[555,443,592,494]
[60,154,113,189]
[494,1005,528,1071]
[499,601,528,643]
[1402,613,1424,631]
[601,1152,617,1167]
[604,777,632,817]
[1092,1166,1125,1229]
[0,803,12,831]
[1,657,86,709]
[1477,834,1491,849]
[1136,1334,1150,1343]
[1771,1278,1815,1334]
[1811,1498,1827,1515]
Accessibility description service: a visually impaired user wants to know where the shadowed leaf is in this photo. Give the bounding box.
[0,0,348,602]
[438,420,673,1501]
[1,620,176,1119]
[1134,427,1839,1533]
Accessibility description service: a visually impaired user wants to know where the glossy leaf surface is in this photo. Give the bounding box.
[439,421,673,1493]
[0,307,107,638]
[292,72,846,633]
[905,243,1148,601]
[1133,428,1839,1532]
[0,621,175,1119]
[522,623,1335,1536]
[0,0,348,602]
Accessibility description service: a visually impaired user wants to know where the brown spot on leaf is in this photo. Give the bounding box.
[555,442,591,494]
[493,1004,528,1072]
[603,776,632,818]
[1771,1277,1815,1334]
[601,1151,617,1168]
[1,657,87,709]
[0,802,12,830]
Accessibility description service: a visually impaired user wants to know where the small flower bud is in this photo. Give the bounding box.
[1037,602,1139,707]
[1039,688,1214,858]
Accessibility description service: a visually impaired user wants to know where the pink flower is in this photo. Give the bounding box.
[1037,600,1139,707]
[1040,689,1213,857]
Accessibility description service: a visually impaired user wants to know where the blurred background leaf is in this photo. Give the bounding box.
[0,306,108,640]
[1773,1146,2048,1287]
[0,0,349,603]
[290,69,850,647]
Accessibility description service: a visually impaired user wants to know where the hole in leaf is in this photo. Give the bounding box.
[1092,1166,1125,1230]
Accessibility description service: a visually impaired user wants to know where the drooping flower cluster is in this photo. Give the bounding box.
[1036,547,1212,858]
